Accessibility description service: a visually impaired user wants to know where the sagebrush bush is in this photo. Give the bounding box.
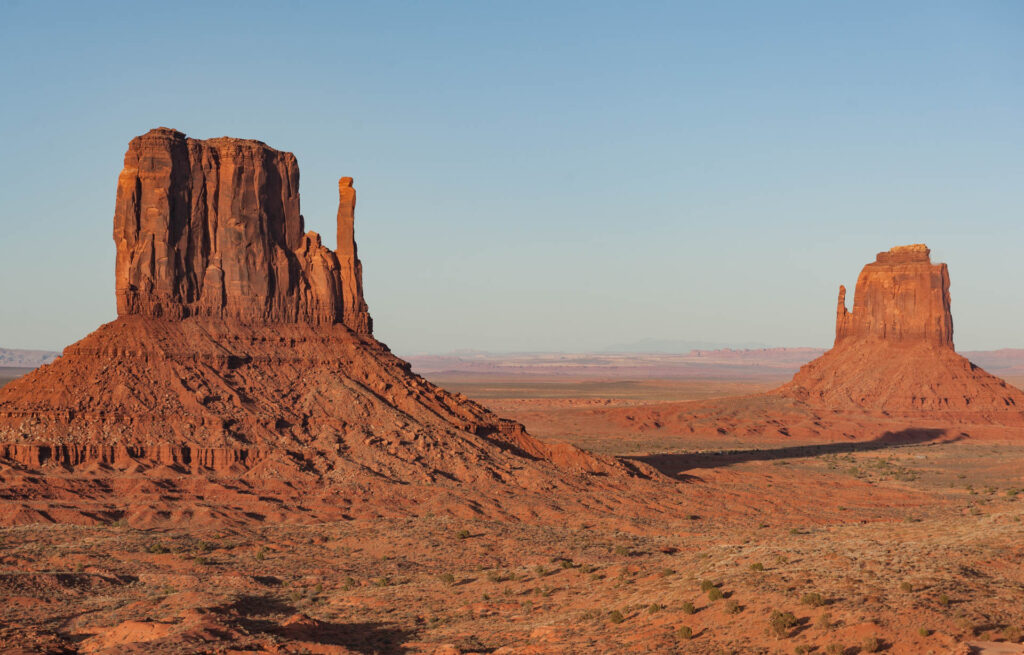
[769,610,798,638]
[801,592,825,607]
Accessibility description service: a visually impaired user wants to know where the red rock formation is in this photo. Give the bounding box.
[781,245,1024,415]
[114,128,371,332]
[834,244,952,348]
[0,128,647,526]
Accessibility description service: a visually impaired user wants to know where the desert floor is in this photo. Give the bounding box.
[2,373,1024,654]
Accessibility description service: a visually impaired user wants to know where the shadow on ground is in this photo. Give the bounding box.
[222,595,416,654]
[629,427,960,478]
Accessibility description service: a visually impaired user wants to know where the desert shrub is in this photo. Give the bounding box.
[801,592,825,607]
[795,647,810,654]
[918,627,931,637]
[487,570,504,583]
[725,599,740,614]
[681,601,696,615]
[1003,625,1022,642]
[676,625,693,640]
[769,610,798,638]
[559,559,574,569]
[193,556,208,566]
[648,603,663,614]
[750,562,765,572]
[608,610,625,624]
[862,636,881,652]
[687,514,700,521]
[707,586,724,601]
[255,546,267,561]
[789,528,802,535]
[438,573,455,586]
[700,579,717,592]
[146,543,169,554]
[455,529,470,540]
[938,593,951,607]
[825,644,843,655]
[660,567,675,577]
[613,545,630,556]
[534,565,547,577]
[373,576,390,587]
[899,581,913,593]
[816,612,832,630]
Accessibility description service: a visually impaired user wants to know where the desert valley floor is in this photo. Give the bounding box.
[2,365,1023,655]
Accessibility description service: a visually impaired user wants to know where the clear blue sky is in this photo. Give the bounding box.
[1,1,1022,354]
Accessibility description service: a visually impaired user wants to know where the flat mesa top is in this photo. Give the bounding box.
[875,243,932,265]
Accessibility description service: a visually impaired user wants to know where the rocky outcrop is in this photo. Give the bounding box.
[0,128,645,527]
[114,128,371,332]
[834,244,952,348]
[780,244,1024,415]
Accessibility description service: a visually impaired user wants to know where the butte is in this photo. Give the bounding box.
[0,128,674,527]
[595,244,1024,446]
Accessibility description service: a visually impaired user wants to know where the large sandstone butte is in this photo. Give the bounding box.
[780,244,1024,416]
[0,128,662,527]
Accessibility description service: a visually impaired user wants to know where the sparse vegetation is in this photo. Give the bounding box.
[899,581,913,592]
[608,610,625,624]
[862,636,881,652]
[700,579,716,592]
[749,562,764,571]
[769,610,798,638]
[455,529,471,540]
[438,572,455,586]
[681,601,696,615]
[801,591,825,607]
[725,599,740,614]
[676,625,693,640]
[707,586,724,601]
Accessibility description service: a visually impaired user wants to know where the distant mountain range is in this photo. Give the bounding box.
[602,338,774,353]
[0,348,60,368]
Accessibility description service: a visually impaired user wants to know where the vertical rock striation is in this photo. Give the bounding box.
[114,127,372,333]
[833,244,952,348]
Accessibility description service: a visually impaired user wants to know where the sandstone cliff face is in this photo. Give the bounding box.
[781,244,1024,415]
[114,128,371,332]
[834,244,952,348]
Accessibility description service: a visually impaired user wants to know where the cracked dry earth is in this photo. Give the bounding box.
[2,430,1024,655]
